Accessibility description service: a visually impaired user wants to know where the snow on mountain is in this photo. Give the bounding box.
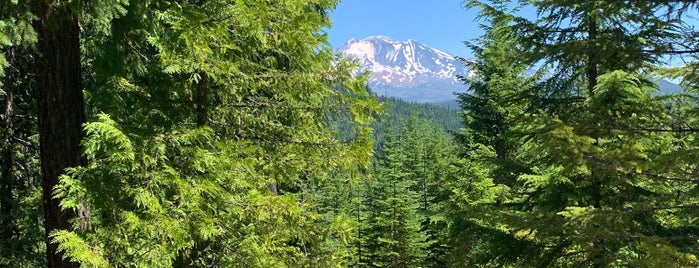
[338,36,473,102]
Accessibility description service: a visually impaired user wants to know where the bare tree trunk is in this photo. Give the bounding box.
[32,1,86,266]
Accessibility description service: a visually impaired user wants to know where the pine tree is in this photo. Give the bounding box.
[31,0,101,266]
[356,113,458,267]
[367,96,461,157]
[314,171,367,266]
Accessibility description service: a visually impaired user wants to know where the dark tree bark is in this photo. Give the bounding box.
[32,1,85,267]
[586,15,598,97]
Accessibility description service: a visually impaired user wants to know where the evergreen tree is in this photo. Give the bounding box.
[362,127,426,267]
[400,116,454,267]
[47,0,378,266]
[314,171,367,266]
[448,4,536,265]
[32,0,86,263]
[0,1,44,266]
[357,116,457,267]
[374,97,460,151]
[455,0,699,266]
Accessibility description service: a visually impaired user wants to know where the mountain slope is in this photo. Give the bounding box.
[339,36,472,102]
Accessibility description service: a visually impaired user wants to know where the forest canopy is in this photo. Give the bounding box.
[2,0,699,267]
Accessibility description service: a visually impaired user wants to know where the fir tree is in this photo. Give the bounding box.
[363,127,427,268]
[399,115,454,267]
[455,0,699,266]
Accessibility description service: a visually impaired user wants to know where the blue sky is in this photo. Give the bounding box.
[327,0,481,58]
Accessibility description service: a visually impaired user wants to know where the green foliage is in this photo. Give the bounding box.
[0,0,36,82]
[370,96,461,156]
[0,1,44,266]
[351,116,458,267]
[400,117,456,267]
[361,128,427,267]
[51,230,109,267]
[313,172,366,266]
[44,0,380,266]
[6,0,699,266]
[453,1,699,267]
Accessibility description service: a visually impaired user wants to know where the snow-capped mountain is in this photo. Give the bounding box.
[338,35,473,102]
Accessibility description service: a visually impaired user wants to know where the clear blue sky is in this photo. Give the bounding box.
[327,0,481,58]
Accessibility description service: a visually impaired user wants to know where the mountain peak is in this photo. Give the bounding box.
[338,36,471,102]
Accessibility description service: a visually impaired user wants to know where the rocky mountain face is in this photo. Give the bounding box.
[338,36,472,102]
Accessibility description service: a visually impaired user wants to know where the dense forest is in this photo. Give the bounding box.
[2,0,699,267]
[366,96,460,153]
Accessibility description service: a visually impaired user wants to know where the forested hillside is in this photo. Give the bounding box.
[2,0,699,267]
[371,96,460,152]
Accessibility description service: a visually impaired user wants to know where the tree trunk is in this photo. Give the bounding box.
[587,15,598,97]
[32,0,86,266]
[586,13,606,268]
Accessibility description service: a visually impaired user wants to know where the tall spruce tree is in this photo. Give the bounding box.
[362,127,427,267]
[456,0,699,266]
[314,171,367,266]
[400,116,454,267]
[357,116,457,267]
[449,3,536,265]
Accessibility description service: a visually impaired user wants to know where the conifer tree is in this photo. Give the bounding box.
[47,0,378,266]
[456,0,699,266]
[314,171,367,266]
[355,115,457,267]
[399,116,455,267]
[0,1,44,266]
[30,0,97,266]
[363,127,426,267]
[449,4,536,264]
